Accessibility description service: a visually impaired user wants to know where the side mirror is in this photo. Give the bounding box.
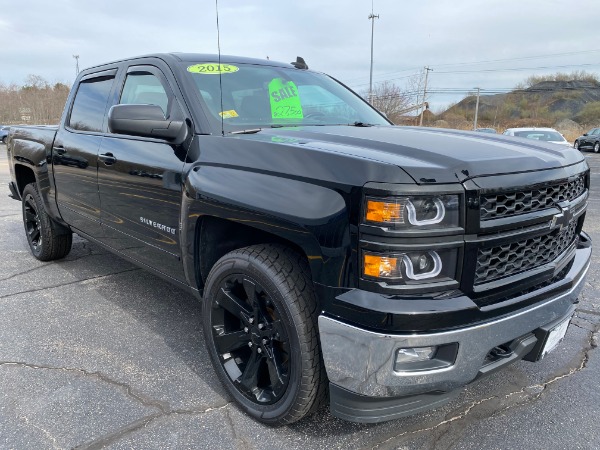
[108,104,187,144]
[583,133,588,136]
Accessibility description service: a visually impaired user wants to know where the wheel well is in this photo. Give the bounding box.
[195,216,309,289]
[14,164,36,195]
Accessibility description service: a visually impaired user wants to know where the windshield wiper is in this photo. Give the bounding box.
[229,123,375,133]
[229,128,262,135]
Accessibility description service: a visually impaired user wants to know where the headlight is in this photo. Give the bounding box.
[362,248,458,283]
[365,195,459,229]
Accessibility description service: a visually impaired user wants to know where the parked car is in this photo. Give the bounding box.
[0,126,10,144]
[573,128,600,153]
[502,127,572,149]
[475,128,497,134]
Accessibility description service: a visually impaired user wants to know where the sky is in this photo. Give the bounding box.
[1,0,598,111]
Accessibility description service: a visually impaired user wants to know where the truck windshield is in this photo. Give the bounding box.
[183,62,390,133]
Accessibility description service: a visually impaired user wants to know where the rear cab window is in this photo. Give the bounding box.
[68,73,116,132]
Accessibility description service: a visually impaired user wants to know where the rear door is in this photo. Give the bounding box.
[97,63,188,282]
[53,69,117,237]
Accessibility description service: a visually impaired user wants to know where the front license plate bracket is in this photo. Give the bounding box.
[522,311,574,362]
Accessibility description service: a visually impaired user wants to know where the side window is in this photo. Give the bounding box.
[120,73,169,116]
[593,129,600,135]
[69,76,114,132]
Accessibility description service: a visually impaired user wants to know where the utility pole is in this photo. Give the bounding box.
[73,55,80,76]
[368,2,379,105]
[418,66,432,126]
[473,87,481,130]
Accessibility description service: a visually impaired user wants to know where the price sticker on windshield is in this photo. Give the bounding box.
[187,63,239,74]
[268,78,304,119]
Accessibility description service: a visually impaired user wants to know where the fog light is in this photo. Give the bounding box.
[394,343,458,372]
[395,346,436,365]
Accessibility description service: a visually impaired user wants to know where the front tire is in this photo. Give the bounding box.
[202,244,327,425]
[22,183,72,261]
[574,140,580,150]
[594,142,600,153]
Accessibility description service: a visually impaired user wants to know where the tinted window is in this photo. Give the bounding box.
[120,73,169,115]
[69,76,114,132]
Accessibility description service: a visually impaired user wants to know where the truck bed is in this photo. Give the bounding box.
[8,125,57,170]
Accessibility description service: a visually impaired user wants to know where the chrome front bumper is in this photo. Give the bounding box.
[319,244,590,407]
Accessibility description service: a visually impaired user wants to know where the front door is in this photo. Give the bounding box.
[97,65,188,282]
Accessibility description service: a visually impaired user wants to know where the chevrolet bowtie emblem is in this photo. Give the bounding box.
[550,206,572,231]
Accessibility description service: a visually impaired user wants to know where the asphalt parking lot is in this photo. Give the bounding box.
[1,145,599,450]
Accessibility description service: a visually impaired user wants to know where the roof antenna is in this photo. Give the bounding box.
[215,0,224,136]
[291,56,308,70]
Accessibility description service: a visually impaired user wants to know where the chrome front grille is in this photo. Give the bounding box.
[479,174,585,221]
[475,219,578,285]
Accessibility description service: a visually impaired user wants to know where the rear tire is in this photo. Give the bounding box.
[202,244,327,425]
[22,183,72,261]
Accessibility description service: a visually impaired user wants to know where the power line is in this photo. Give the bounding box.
[435,62,600,75]
[349,62,600,93]
[370,84,600,101]
[426,48,600,69]
[349,72,420,89]
[344,48,600,85]
[344,66,423,83]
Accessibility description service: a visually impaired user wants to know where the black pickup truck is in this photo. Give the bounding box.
[6,53,591,425]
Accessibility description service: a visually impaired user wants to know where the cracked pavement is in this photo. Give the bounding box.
[1,147,599,449]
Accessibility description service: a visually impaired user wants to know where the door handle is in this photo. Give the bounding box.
[99,152,117,165]
[53,146,66,155]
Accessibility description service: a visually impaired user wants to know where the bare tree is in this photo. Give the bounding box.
[0,75,70,125]
[366,81,412,123]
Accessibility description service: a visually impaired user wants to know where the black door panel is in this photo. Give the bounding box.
[53,131,103,236]
[98,137,186,281]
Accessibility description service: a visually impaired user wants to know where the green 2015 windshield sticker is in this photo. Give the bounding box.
[269,78,303,119]
[187,63,239,74]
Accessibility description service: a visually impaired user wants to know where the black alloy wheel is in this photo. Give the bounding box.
[23,193,42,253]
[202,244,327,425]
[21,183,72,261]
[211,274,291,404]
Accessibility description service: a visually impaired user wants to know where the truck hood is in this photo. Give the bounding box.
[243,125,585,184]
